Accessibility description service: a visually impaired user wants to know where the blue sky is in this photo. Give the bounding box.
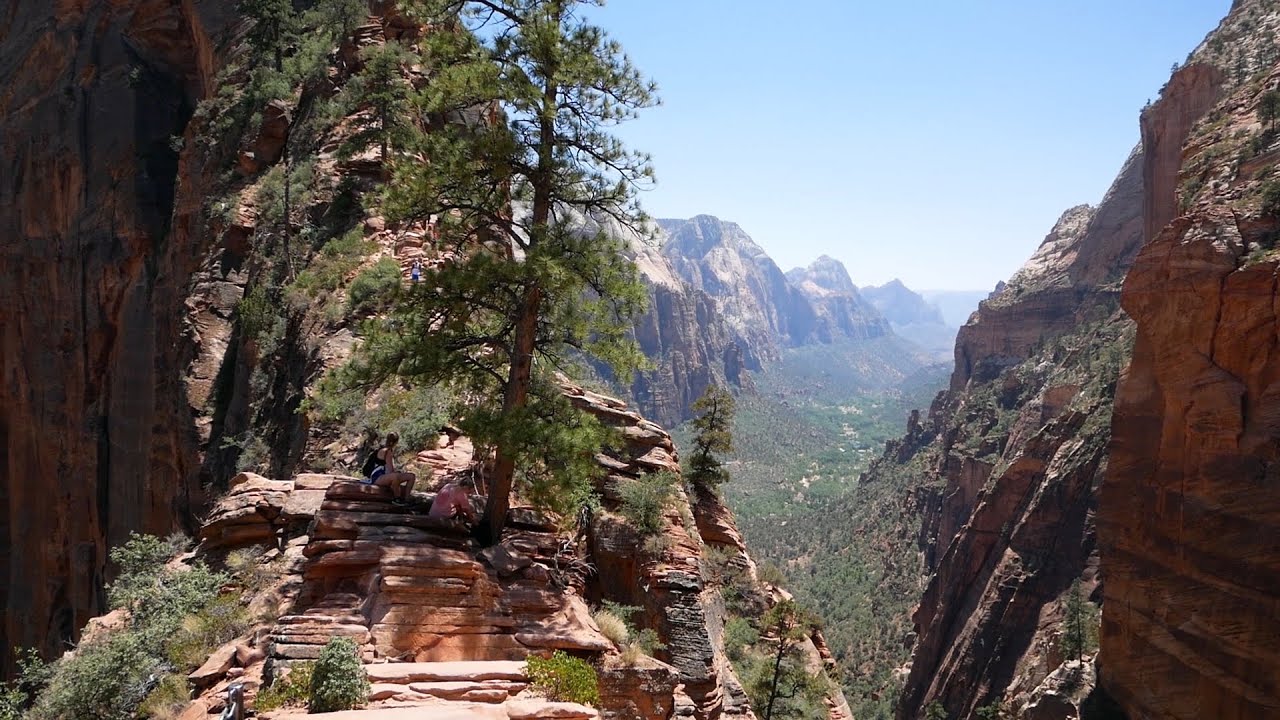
[589,1,1233,290]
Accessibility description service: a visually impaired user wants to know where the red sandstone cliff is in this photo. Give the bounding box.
[0,0,233,677]
[890,2,1280,718]
[1101,4,1280,714]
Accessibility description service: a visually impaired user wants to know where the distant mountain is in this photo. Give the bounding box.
[786,256,891,342]
[919,289,991,327]
[860,279,946,326]
[658,216,890,360]
[573,214,753,429]
[861,279,954,357]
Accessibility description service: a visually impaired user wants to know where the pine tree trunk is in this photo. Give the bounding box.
[483,283,541,545]
[765,627,788,720]
[480,1,563,546]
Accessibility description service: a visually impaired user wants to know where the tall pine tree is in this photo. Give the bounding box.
[357,0,656,544]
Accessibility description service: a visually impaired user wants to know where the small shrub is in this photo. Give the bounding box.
[0,649,50,719]
[236,285,278,345]
[618,630,665,667]
[631,628,665,657]
[643,533,672,557]
[225,546,271,591]
[526,651,600,707]
[592,610,629,647]
[137,673,191,720]
[309,637,369,712]
[253,662,313,712]
[757,561,786,587]
[1263,179,1280,217]
[617,471,677,535]
[723,617,758,663]
[348,257,402,313]
[28,632,161,720]
[288,228,373,300]
[165,593,251,671]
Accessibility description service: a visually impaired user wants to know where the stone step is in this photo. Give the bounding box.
[365,661,528,684]
[261,701,598,719]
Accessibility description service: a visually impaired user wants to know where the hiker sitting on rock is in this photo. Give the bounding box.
[428,476,478,526]
[362,432,417,505]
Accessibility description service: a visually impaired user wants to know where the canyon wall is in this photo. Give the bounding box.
[1100,3,1280,714]
[0,0,232,676]
[893,149,1142,716]
[890,1,1280,717]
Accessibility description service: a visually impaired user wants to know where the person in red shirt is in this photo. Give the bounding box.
[429,476,478,526]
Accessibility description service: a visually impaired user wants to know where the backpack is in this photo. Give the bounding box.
[361,449,384,477]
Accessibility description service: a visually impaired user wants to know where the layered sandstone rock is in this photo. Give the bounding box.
[1100,49,1280,715]
[174,386,850,719]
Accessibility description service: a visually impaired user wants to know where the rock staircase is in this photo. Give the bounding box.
[263,661,599,718]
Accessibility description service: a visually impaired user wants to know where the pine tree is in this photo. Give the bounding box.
[752,599,825,720]
[1061,579,1088,662]
[241,0,295,72]
[688,385,735,489]
[360,0,657,545]
[341,42,416,164]
[1260,89,1280,133]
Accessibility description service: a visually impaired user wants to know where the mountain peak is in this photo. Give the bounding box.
[790,255,857,298]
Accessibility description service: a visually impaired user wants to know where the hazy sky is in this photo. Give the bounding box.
[590,1,1233,290]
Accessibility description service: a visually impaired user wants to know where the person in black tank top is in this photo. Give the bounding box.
[365,433,417,504]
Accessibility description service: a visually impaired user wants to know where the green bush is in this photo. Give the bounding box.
[348,257,403,314]
[25,534,232,720]
[526,651,600,706]
[1263,179,1280,217]
[165,593,251,671]
[0,649,50,720]
[617,471,677,536]
[28,632,162,720]
[254,662,313,712]
[309,638,369,712]
[288,228,373,300]
[723,617,759,663]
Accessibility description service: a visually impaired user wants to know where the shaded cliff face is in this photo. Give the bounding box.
[1101,4,1280,713]
[623,228,753,428]
[893,180,1140,717]
[886,2,1280,718]
[0,0,232,676]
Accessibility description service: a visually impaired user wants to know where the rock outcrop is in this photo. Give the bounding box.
[172,385,849,719]
[0,0,232,676]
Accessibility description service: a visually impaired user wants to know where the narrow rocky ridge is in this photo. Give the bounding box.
[182,386,849,719]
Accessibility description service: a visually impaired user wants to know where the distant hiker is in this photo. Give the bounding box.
[410,259,421,283]
[429,476,478,526]
[362,433,417,504]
